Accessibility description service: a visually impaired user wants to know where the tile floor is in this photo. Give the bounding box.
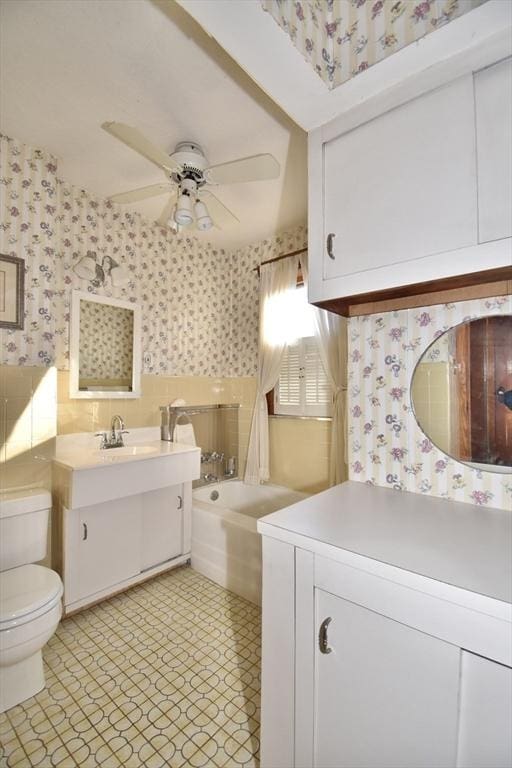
[0,566,261,768]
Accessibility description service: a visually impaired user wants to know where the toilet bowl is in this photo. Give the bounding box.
[0,490,63,713]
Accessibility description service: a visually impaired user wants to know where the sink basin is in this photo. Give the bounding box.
[94,445,159,457]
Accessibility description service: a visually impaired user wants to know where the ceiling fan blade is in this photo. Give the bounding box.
[200,190,240,229]
[108,183,172,204]
[206,153,280,185]
[156,192,178,228]
[102,122,176,172]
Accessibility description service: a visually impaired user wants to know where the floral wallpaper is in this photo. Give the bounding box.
[0,133,306,378]
[78,301,133,381]
[261,0,486,89]
[348,294,512,511]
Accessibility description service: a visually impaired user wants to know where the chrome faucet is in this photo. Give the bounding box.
[201,451,225,464]
[110,415,128,447]
[95,415,129,449]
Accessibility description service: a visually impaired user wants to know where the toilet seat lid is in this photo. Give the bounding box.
[0,564,63,626]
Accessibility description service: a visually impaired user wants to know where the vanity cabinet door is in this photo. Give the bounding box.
[314,589,460,768]
[140,485,184,571]
[71,497,141,603]
[474,57,512,244]
[457,651,512,768]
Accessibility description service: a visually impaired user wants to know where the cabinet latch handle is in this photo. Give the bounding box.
[326,233,336,260]
[177,495,183,510]
[319,616,333,654]
[82,522,88,541]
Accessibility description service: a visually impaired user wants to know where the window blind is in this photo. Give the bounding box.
[276,336,331,417]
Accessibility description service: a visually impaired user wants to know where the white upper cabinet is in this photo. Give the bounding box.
[308,56,512,309]
[323,76,477,283]
[475,57,512,244]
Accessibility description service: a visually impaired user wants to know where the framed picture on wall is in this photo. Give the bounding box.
[0,254,25,329]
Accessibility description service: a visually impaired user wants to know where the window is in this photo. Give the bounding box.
[273,286,331,418]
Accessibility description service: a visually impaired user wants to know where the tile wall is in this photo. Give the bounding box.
[269,416,331,494]
[0,365,56,492]
[56,371,257,480]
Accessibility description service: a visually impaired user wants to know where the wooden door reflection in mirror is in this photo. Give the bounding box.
[412,315,511,473]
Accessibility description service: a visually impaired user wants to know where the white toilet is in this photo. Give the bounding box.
[0,489,63,713]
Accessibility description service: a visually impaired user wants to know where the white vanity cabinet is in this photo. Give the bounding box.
[140,485,185,571]
[70,497,141,605]
[65,485,186,606]
[53,435,200,613]
[257,482,512,768]
[308,56,512,309]
[314,588,460,768]
[457,651,512,767]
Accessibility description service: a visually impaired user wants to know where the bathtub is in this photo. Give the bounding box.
[192,480,308,605]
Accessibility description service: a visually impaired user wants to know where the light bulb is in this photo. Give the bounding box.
[110,264,130,287]
[194,199,213,231]
[174,193,193,226]
[73,254,97,280]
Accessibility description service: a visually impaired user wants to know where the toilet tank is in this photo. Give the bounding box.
[0,489,51,571]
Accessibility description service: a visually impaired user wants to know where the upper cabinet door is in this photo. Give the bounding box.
[323,75,477,286]
[475,57,512,244]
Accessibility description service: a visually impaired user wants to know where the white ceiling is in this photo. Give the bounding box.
[0,0,307,249]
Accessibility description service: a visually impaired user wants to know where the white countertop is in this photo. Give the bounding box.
[258,481,512,606]
[53,440,199,471]
[53,427,199,471]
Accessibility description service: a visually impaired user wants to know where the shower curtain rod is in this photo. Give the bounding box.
[253,247,308,275]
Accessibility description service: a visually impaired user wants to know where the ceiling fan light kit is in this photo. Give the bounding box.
[102,122,280,233]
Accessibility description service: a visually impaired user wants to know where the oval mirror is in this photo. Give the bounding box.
[411,315,512,474]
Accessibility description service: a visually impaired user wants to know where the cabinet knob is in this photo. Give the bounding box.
[177,495,183,510]
[82,522,88,541]
[319,616,333,654]
[326,233,336,260]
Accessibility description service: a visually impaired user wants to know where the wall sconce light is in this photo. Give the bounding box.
[73,252,129,288]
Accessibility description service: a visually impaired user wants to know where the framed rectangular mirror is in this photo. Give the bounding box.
[69,291,141,399]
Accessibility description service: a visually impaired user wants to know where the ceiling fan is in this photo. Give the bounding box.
[102,122,280,232]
